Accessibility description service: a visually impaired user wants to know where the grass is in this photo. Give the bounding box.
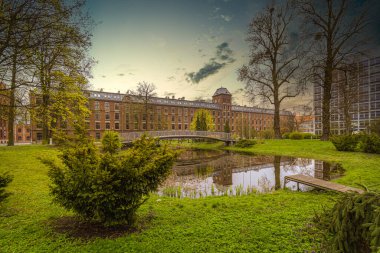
[0,141,377,252]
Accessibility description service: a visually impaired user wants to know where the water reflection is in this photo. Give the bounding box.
[159,149,345,198]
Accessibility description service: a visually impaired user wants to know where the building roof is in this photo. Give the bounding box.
[213,87,231,96]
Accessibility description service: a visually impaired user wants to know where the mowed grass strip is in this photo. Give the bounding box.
[0,144,351,252]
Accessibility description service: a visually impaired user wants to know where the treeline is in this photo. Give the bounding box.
[0,0,94,145]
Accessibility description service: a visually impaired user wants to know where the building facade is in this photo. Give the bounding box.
[314,55,380,135]
[31,87,293,141]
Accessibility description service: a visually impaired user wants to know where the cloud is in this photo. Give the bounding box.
[220,14,232,22]
[117,73,125,76]
[167,76,175,81]
[186,42,235,84]
[186,62,226,84]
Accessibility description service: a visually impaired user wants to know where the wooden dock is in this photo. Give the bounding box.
[284,174,364,194]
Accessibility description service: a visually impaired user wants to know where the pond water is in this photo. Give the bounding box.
[159,149,345,198]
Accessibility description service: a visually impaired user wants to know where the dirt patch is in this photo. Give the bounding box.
[48,211,156,241]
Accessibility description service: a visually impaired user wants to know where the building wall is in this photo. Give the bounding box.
[31,88,293,141]
[314,56,380,135]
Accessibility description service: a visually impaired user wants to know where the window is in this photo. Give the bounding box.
[126,113,130,129]
[143,123,146,130]
[172,124,175,130]
[95,112,100,121]
[95,122,101,130]
[106,122,110,129]
[18,128,21,133]
[115,112,120,120]
[96,132,101,139]
[105,102,110,111]
[94,101,100,110]
[105,112,110,120]
[115,103,119,111]
[18,136,22,141]
[37,133,43,140]
[115,122,119,130]
[184,124,188,130]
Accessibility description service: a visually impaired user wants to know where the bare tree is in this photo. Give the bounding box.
[129,82,157,131]
[336,59,360,134]
[238,1,305,139]
[298,0,369,140]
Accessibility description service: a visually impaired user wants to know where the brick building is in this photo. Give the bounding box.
[31,87,293,141]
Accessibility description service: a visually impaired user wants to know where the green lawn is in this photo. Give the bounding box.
[0,141,378,252]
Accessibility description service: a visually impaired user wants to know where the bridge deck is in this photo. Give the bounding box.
[284,174,364,194]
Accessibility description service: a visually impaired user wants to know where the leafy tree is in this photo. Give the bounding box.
[224,120,230,133]
[45,135,177,225]
[102,131,122,154]
[239,1,305,139]
[0,172,13,204]
[190,109,215,131]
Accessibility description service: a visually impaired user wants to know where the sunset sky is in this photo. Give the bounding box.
[86,0,380,109]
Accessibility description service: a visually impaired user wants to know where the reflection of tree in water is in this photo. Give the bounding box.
[314,161,345,180]
[274,156,281,190]
[282,158,313,176]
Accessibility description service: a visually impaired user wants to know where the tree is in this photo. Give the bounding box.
[239,1,305,139]
[190,109,215,131]
[45,135,176,225]
[129,82,157,131]
[0,0,94,145]
[336,59,359,134]
[298,0,368,140]
[224,120,230,133]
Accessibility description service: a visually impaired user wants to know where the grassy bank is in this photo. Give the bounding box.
[0,145,337,252]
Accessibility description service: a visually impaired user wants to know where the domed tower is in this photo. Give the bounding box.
[212,87,232,131]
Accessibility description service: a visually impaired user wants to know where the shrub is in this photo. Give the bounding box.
[302,133,315,139]
[289,132,303,140]
[282,132,290,139]
[234,139,256,148]
[0,172,13,204]
[259,129,274,139]
[45,135,177,225]
[331,134,360,151]
[361,133,380,154]
[314,192,380,252]
[102,131,122,154]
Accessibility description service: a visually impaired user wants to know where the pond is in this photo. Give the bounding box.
[159,149,345,198]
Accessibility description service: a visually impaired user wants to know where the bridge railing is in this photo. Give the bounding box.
[121,130,231,142]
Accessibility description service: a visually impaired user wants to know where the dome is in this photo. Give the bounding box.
[213,87,231,96]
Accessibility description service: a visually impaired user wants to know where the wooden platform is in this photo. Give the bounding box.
[284,174,364,194]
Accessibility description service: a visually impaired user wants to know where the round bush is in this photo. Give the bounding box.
[289,132,303,140]
[282,132,290,139]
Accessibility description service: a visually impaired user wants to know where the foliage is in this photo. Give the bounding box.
[367,119,380,136]
[282,132,290,139]
[331,134,360,151]
[0,172,13,204]
[361,134,380,154]
[45,135,177,225]
[224,120,230,133]
[190,109,215,131]
[259,129,274,139]
[234,139,256,148]
[314,192,380,253]
[101,131,122,154]
[302,133,315,139]
[289,132,304,140]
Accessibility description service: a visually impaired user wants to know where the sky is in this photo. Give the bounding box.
[85,0,380,110]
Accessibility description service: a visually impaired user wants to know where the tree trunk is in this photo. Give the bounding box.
[7,51,17,146]
[273,98,281,139]
[321,66,332,141]
[274,156,281,190]
[344,106,352,134]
